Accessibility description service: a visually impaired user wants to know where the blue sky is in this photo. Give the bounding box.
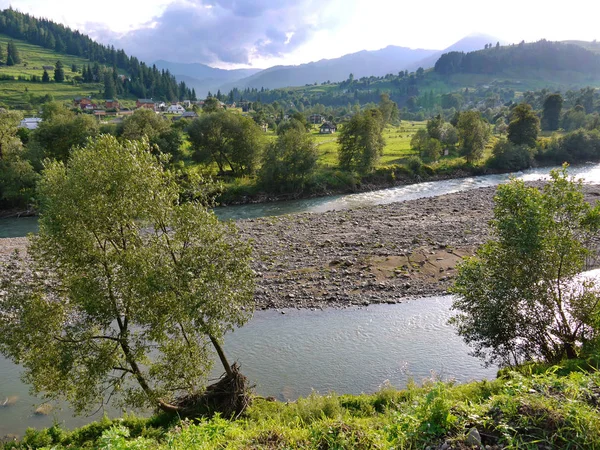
[1,0,599,68]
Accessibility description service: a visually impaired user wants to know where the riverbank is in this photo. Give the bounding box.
[5,365,600,449]
[4,183,600,309]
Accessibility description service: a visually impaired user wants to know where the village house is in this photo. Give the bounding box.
[166,104,186,114]
[309,114,325,124]
[136,99,156,110]
[19,117,42,130]
[73,96,93,108]
[105,99,119,110]
[320,122,337,134]
[181,111,198,119]
[181,100,191,108]
[42,65,54,71]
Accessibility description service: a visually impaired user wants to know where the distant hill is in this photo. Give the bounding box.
[434,40,600,77]
[217,45,439,92]
[407,34,506,71]
[152,60,260,97]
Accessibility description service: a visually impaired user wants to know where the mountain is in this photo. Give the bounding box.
[406,33,507,71]
[217,45,439,93]
[152,60,260,97]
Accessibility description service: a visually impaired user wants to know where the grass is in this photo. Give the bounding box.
[7,364,600,449]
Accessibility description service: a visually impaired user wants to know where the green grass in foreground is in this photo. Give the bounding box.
[8,364,600,449]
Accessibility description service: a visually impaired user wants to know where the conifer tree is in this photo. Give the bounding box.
[54,60,65,82]
[42,70,50,82]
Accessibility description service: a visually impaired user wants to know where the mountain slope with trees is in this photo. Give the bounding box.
[0,8,195,104]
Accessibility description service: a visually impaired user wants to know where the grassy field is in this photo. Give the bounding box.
[0,34,98,79]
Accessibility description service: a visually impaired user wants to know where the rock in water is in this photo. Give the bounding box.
[34,403,53,415]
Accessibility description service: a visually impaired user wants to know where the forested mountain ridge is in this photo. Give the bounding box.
[0,8,195,102]
[434,40,600,75]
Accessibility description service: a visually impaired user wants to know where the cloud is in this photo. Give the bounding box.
[103,0,348,66]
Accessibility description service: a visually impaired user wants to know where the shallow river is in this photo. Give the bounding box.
[0,297,497,437]
[3,164,600,436]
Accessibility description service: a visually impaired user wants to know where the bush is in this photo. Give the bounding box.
[487,139,535,170]
[405,155,423,174]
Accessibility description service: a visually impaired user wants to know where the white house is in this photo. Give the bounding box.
[166,104,186,114]
[19,117,43,130]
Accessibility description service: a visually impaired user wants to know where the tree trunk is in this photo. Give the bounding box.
[210,334,233,377]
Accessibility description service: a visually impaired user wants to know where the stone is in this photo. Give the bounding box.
[466,427,482,447]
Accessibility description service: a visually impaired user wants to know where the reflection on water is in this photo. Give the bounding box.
[0,297,497,436]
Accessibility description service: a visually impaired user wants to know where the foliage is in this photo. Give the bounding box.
[409,128,428,154]
[487,138,535,171]
[542,93,563,131]
[421,138,442,162]
[451,166,600,366]
[188,111,264,175]
[507,103,540,148]
[0,135,255,414]
[29,102,99,162]
[119,108,171,141]
[53,60,64,82]
[337,108,385,173]
[10,368,600,449]
[259,128,318,193]
[456,111,489,163]
[378,93,400,126]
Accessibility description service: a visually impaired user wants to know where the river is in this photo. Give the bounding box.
[2,163,600,437]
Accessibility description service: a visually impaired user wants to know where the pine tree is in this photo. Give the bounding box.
[54,60,65,82]
[7,41,20,64]
[42,70,50,82]
[103,70,116,99]
[6,53,14,66]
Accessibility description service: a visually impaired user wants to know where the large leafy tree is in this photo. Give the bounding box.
[337,108,385,173]
[542,93,563,131]
[0,109,38,208]
[451,167,600,367]
[508,103,540,148]
[30,103,99,163]
[188,111,264,175]
[259,128,318,193]
[456,111,490,163]
[0,135,255,414]
[119,108,170,141]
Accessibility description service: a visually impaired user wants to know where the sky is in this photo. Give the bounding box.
[1,0,600,69]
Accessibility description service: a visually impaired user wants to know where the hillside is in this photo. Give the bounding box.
[0,8,194,108]
[0,33,105,108]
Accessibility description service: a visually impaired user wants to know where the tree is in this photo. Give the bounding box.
[71,64,77,73]
[451,167,600,367]
[31,103,99,162]
[508,103,540,148]
[120,108,170,141]
[542,93,563,131]
[488,138,535,171]
[0,135,254,414]
[410,128,429,154]
[188,111,264,175]
[457,111,490,163]
[378,93,400,126]
[103,70,116,99]
[203,97,221,113]
[6,40,20,64]
[42,69,50,83]
[0,109,38,208]
[337,108,385,173]
[422,138,442,161]
[259,128,318,192]
[54,60,65,82]
[426,115,444,141]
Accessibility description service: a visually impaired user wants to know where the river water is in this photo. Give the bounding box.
[2,163,600,436]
